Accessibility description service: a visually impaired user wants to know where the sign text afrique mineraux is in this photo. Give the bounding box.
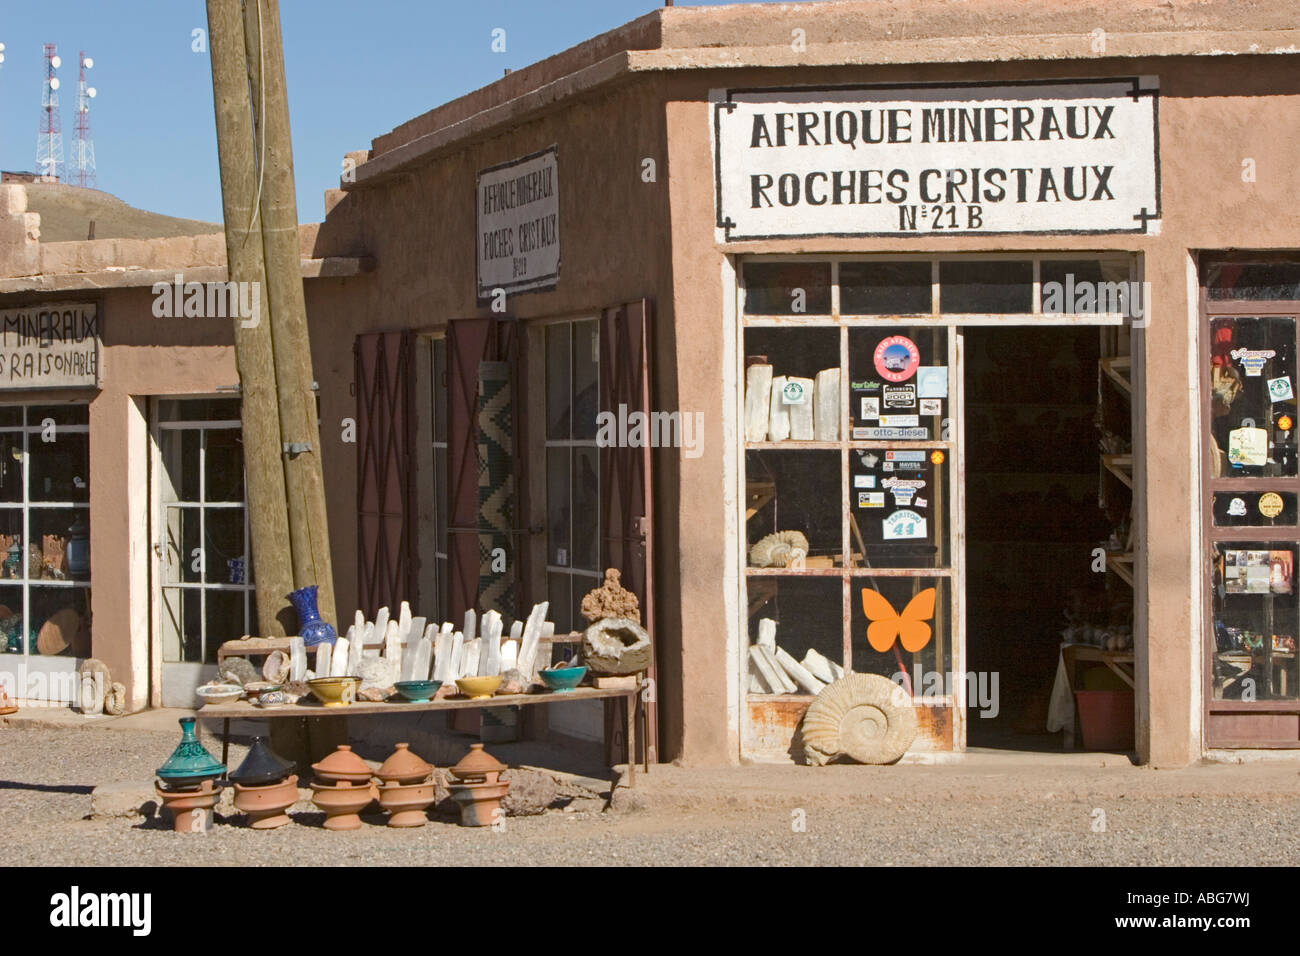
[714,79,1160,238]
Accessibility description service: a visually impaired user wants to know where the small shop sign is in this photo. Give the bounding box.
[0,302,100,389]
[476,146,560,298]
[714,78,1160,238]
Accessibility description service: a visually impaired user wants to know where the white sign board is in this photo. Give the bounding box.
[476,146,560,298]
[0,302,100,389]
[714,79,1160,239]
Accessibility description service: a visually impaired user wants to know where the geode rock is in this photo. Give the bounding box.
[581,568,640,624]
[358,656,397,691]
[582,617,651,675]
[220,657,259,687]
[497,669,528,696]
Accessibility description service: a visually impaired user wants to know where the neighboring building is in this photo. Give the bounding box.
[2,0,1298,766]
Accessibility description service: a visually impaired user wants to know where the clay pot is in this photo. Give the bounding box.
[447,779,510,827]
[378,779,436,827]
[233,774,298,829]
[449,743,506,784]
[311,744,374,785]
[376,743,433,786]
[309,779,378,830]
[155,779,221,833]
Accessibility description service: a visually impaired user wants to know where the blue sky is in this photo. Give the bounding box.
[0,0,756,224]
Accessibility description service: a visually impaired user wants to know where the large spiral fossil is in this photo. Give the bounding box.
[800,672,918,765]
[749,530,810,568]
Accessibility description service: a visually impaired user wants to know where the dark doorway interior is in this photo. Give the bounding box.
[963,326,1125,749]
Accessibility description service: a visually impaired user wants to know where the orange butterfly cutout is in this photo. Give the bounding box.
[862,587,936,653]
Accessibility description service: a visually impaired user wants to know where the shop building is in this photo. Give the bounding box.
[2,0,1298,766]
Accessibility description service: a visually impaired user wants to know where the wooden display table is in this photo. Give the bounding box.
[197,684,645,786]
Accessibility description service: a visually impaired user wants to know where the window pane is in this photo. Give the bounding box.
[571,445,599,571]
[546,572,574,636]
[160,587,201,663]
[432,338,448,445]
[939,260,1033,313]
[163,506,202,584]
[157,398,241,422]
[851,577,953,690]
[204,429,245,503]
[0,434,24,504]
[839,261,932,315]
[546,447,571,567]
[546,324,571,440]
[30,586,90,657]
[205,590,247,661]
[1213,491,1297,527]
[572,320,599,441]
[28,507,88,579]
[1207,262,1300,301]
[29,432,89,503]
[1212,543,1298,701]
[746,450,842,565]
[743,262,832,315]
[1208,316,1297,478]
[0,408,22,428]
[746,576,845,694]
[26,404,88,426]
[848,327,949,438]
[160,429,201,502]
[0,582,25,654]
[204,508,246,583]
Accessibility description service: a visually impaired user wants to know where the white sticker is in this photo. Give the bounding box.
[860,397,880,420]
[891,488,916,506]
[1232,348,1275,377]
[859,492,886,508]
[883,510,927,539]
[854,474,876,488]
[879,415,919,427]
[920,398,942,416]
[854,427,929,439]
[1268,376,1294,402]
[1227,497,1248,516]
[556,548,568,566]
[782,380,807,404]
[886,450,926,461]
[883,462,895,471]
[916,367,948,398]
[915,497,928,509]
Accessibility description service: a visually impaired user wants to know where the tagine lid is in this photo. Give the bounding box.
[229,736,295,786]
[311,744,373,777]
[156,715,226,783]
[450,743,507,781]
[377,742,433,783]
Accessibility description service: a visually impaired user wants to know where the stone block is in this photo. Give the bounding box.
[91,781,159,820]
[500,768,559,816]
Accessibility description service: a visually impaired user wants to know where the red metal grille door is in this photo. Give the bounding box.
[355,331,415,617]
[600,300,657,761]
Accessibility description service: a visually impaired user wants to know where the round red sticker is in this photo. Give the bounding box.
[873,336,921,383]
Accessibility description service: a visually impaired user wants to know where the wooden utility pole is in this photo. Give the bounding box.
[205,0,294,637]
[243,0,338,628]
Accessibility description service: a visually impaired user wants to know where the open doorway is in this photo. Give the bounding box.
[963,326,1133,750]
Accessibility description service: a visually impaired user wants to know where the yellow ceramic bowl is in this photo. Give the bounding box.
[455,675,503,700]
[308,676,360,707]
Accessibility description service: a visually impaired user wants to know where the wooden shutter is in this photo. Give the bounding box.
[600,299,656,760]
[355,330,415,617]
[446,318,527,621]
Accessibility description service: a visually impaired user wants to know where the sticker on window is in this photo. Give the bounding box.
[883,509,927,540]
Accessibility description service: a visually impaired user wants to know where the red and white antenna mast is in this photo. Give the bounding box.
[73,51,97,188]
[37,43,64,182]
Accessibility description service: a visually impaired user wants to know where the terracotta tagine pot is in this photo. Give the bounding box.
[310,744,374,785]
[376,743,433,786]
[156,716,225,788]
[0,685,17,716]
[233,773,299,830]
[229,736,295,787]
[449,743,507,784]
[447,779,510,827]
[378,779,436,827]
[309,779,378,830]
[154,778,221,833]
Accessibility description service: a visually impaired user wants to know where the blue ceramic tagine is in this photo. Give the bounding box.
[156,716,226,789]
[228,736,295,787]
[288,585,337,647]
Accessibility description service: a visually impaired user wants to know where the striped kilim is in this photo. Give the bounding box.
[477,360,515,617]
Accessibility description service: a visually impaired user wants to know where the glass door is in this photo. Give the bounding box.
[741,259,965,753]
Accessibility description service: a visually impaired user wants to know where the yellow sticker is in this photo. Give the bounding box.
[1259,492,1284,518]
[1279,415,1294,431]
[930,450,945,465]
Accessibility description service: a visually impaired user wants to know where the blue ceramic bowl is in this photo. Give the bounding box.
[394,680,441,703]
[538,666,587,693]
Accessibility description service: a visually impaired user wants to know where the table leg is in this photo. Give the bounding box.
[625,693,635,789]
[221,718,230,766]
[637,684,648,773]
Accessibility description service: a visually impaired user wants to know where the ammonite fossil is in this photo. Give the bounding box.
[800,672,918,765]
[748,530,810,568]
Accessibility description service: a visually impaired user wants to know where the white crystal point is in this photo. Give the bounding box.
[500,639,518,672]
[768,376,790,441]
[756,618,776,651]
[288,637,307,682]
[745,364,773,442]
[463,608,477,644]
[814,367,840,441]
[801,647,835,684]
[786,377,814,440]
[776,646,825,695]
[315,643,332,682]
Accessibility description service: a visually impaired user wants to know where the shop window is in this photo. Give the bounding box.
[1211,543,1298,702]
[545,320,600,632]
[157,401,253,665]
[939,259,1033,314]
[743,261,832,315]
[0,404,91,659]
[1206,263,1300,302]
[839,260,932,315]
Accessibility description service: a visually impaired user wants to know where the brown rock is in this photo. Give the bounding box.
[357,686,388,702]
[500,769,558,816]
[580,568,640,625]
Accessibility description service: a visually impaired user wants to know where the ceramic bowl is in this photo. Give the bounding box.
[394,680,441,703]
[455,675,502,699]
[538,665,588,693]
[255,691,288,707]
[243,680,282,697]
[308,676,361,707]
[195,683,244,706]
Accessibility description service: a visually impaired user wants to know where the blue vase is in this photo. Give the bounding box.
[288,585,336,647]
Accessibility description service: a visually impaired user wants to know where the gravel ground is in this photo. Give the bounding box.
[3,725,1299,866]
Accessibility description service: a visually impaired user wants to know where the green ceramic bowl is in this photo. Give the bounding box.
[538,666,588,693]
[394,680,441,703]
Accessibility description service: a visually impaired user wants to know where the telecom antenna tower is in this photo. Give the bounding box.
[37,43,64,182]
[73,51,97,188]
